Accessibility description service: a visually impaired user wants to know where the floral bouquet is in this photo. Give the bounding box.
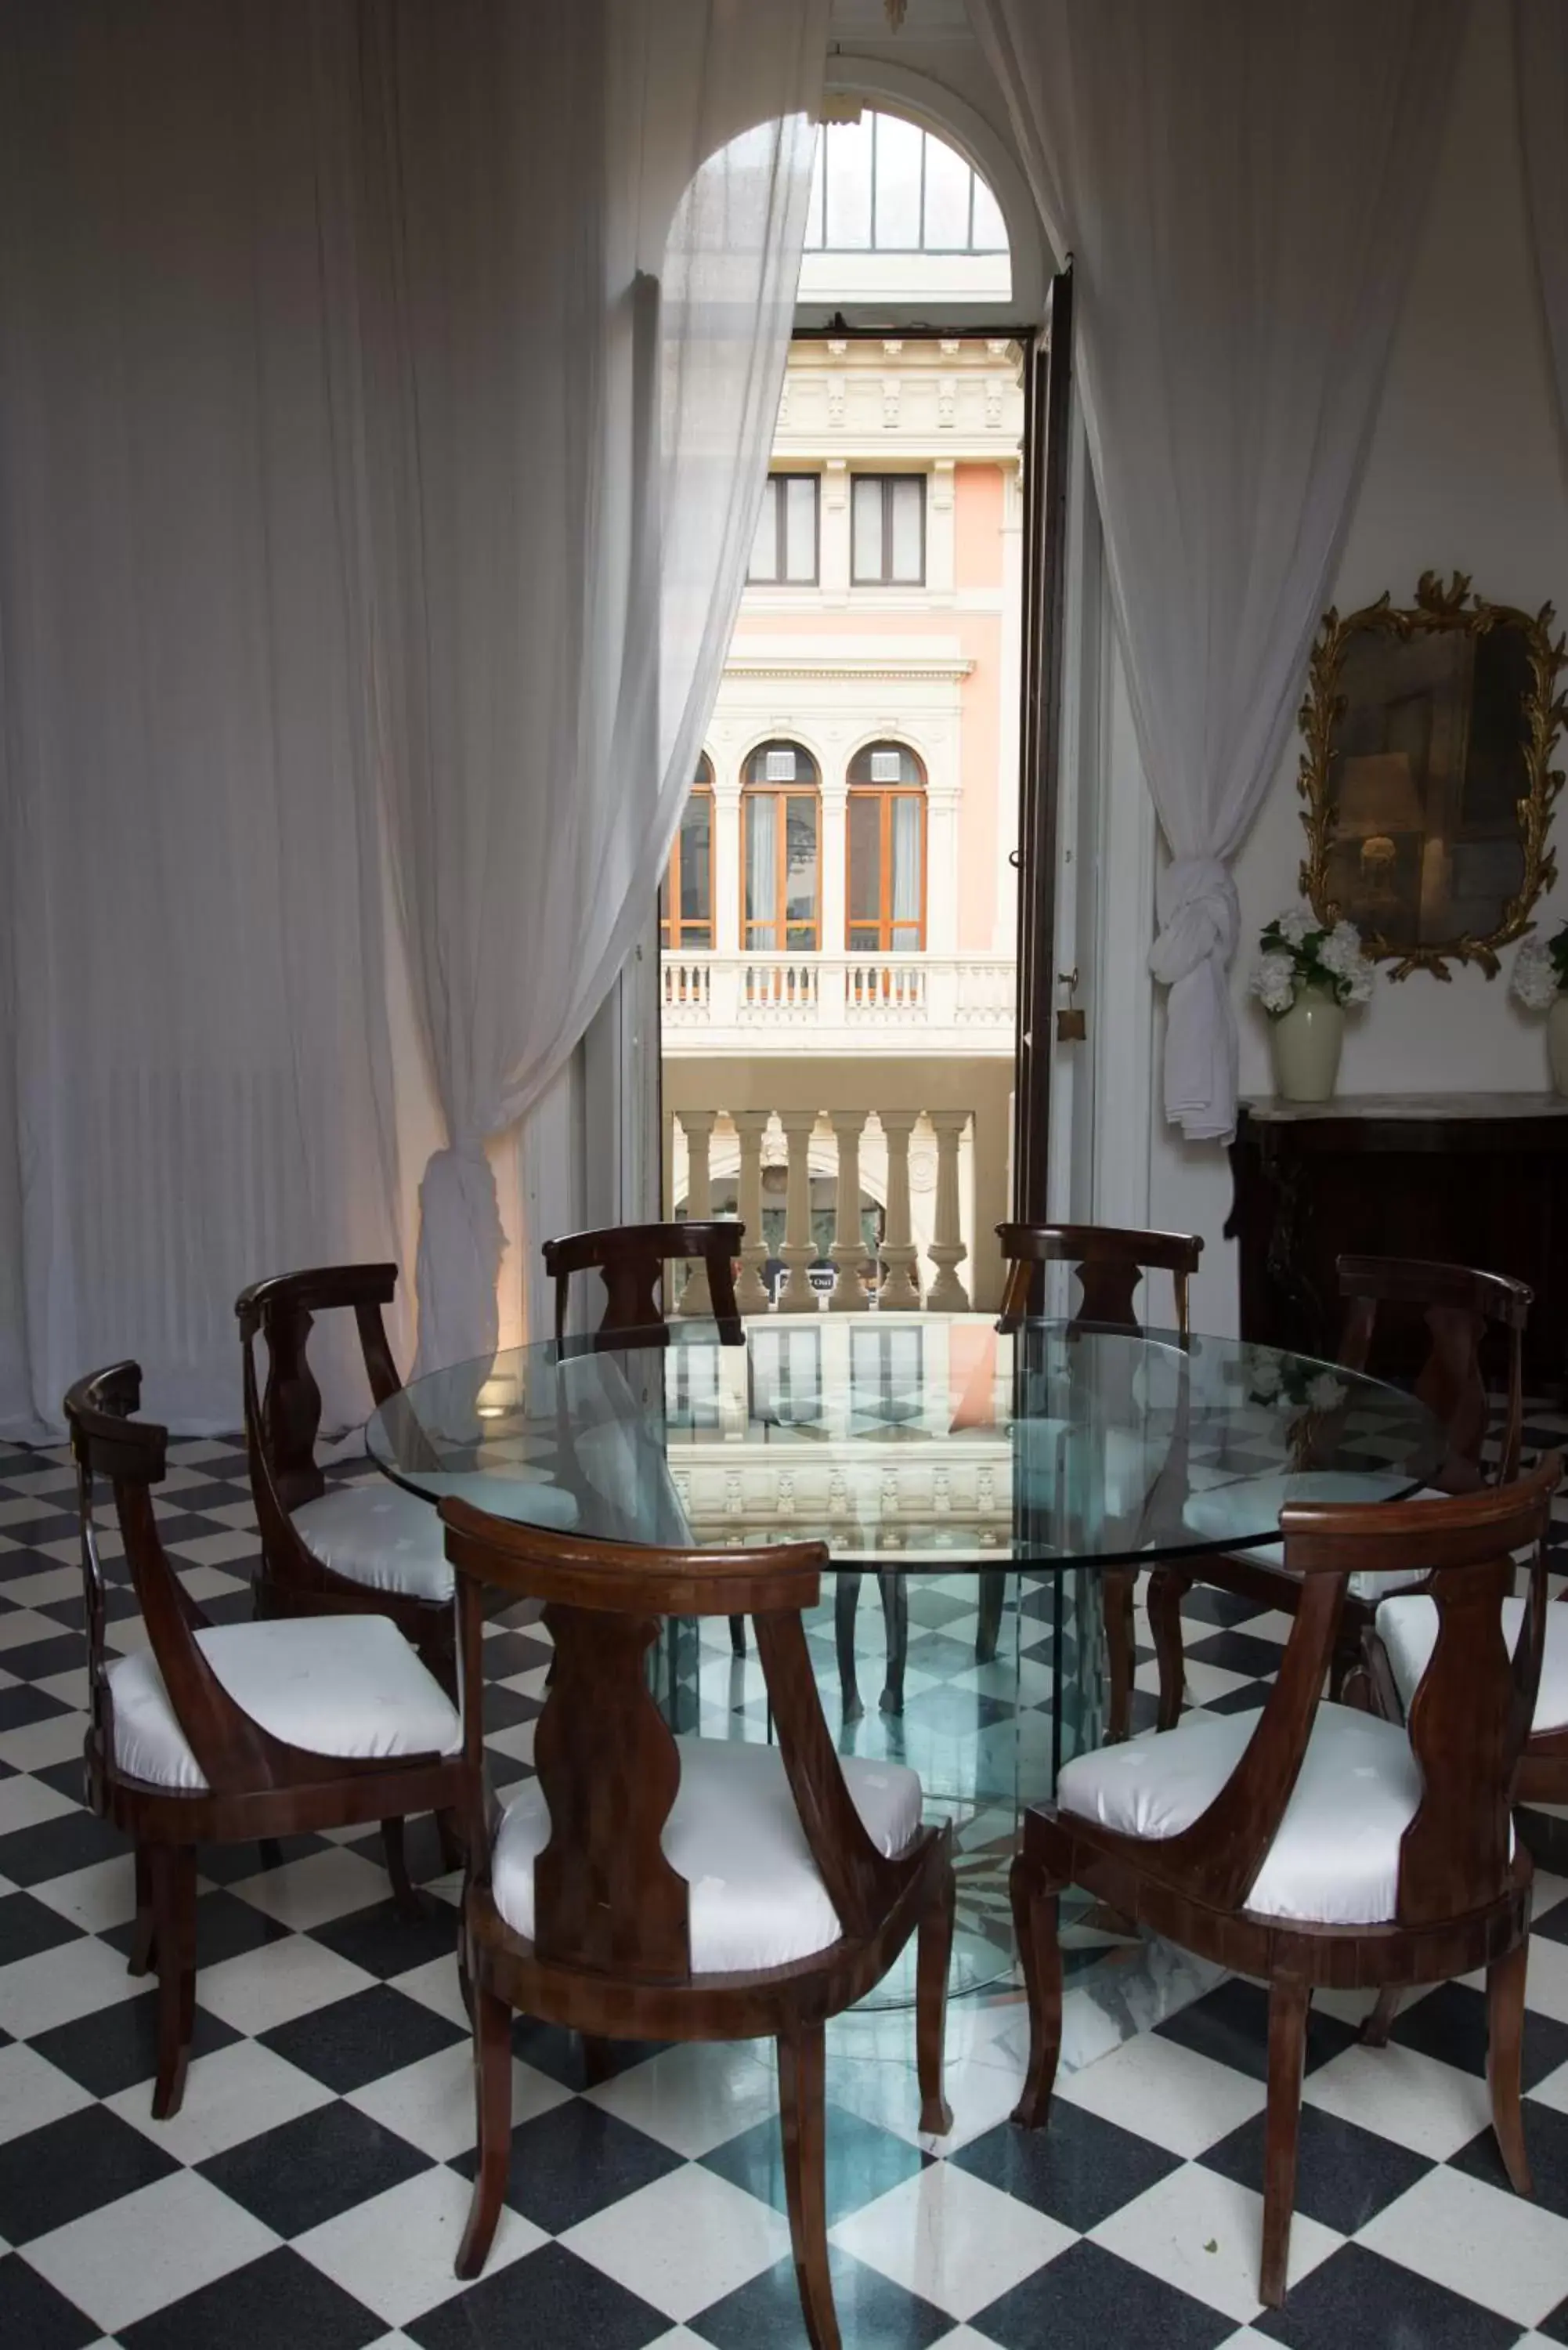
[1245,1349,1346,1414]
[1509,922,1568,1011]
[1248,906,1375,1017]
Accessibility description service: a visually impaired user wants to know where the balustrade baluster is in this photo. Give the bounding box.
[776,1109,819,1313]
[829,1112,870,1312]
[876,1111,923,1310]
[926,1110,970,1311]
[731,1110,773,1312]
[677,1110,717,1314]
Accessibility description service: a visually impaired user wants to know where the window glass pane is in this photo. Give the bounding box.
[923,136,971,250]
[804,139,824,248]
[784,797,818,927]
[749,483,778,582]
[784,478,817,581]
[766,745,797,783]
[746,794,778,946]
[847,795,881,924]
[852,477,883,580]
[890,477,923,581]
[680,797,711,923]
[891,796,923,924]
[873,114,923,248]
[847,926,880,952]
[971,172,1007,251]
[824,119,873,249]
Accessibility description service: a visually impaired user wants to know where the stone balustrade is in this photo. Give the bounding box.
[661,950,1015,1057]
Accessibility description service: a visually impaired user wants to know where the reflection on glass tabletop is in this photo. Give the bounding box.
[365,1315,1446,1573]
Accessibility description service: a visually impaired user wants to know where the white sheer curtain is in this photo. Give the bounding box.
[0,2,405,1436]
[1517,1,1568,465]
[341,0,826,1373]
[970,0,1465,1140]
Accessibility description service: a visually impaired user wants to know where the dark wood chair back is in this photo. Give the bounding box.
[235,1264,403,1524]
[439,1500,911,1982]
[996,1221,1203,1338]
[542,1220,745,1350]
[1335,1255,1530,1493]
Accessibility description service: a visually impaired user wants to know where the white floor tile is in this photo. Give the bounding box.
[0,1773,78,1838]
[1055,2029,1266,2157]
[584,2037,779,2158]
[30,1853,139,1934]
[1521,1929,1568,2023]
[294,2165,544,2328]
[927,2332,1010,2350]
[162,1529,263,1570]
[0,1932,146,2039]
[0,2041,94,2144]
[389,1953,471,2030]
[1089,2162,1341,2323]
[23,2167,280,2334]
[560,2164,793,2323]
[1357,2163,1568,2327]
[349,2043,570,2160]
[1302,2041,1491,2160]
[195,1936,378,2034]
[34,1667,90,1712]
[1529,2055,1568,2117]
[107,2038,336,2162]
[0,1708,91,1775]
[0,1608,70,1658]
[830,2159,1074,2320]
[226,1846,391,1931]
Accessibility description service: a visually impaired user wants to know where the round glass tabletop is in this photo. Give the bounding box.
[369,1315,1443,2008]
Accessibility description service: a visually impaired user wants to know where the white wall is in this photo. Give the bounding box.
[1148,0,1568,1334]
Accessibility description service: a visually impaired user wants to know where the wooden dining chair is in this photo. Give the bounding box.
[1011,1455,1559,2308]
[66,1363,471,2119]
[1148,1255,1530,1728]
[237,1265,456,1692]
[544,1219,748,1653]
[440,1500,956,2350]
[995,1221,1203,1741]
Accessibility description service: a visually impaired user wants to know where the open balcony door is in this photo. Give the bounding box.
[1011,265,1078,1275]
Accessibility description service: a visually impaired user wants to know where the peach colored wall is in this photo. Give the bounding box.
[955,461,1003,590]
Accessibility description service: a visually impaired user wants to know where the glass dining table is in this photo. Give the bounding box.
[367,1314,1444,2002]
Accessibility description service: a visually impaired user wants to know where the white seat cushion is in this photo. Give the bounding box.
[1378,1593,1568,1734]
[292,1482,455,1603]
[1182,1472,1444,1603]
[491,1734,924,1972]
[1056,1701,1421,1925]
[107,1614,464,1792]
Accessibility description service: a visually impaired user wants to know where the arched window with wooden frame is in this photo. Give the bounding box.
[659,753,715,950]
[847,741,927,952]
[742,740,821,951]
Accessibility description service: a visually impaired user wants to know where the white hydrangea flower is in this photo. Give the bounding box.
[1512,937,1562,1014]
[1341,961,1375,1006]
[1274,905,1315,947]
[1248,952,1297,1014]
[1249,1352,1284,1400]
[1306,1373,1347,1412]
[1317,920,1364,978]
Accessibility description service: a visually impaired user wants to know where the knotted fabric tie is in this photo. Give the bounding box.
[1147,856,1241,1142]
[413,1138,508,1378]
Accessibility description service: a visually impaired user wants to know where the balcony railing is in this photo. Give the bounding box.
[662,950,1016,1054]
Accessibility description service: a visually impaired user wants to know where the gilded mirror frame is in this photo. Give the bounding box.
[1297,570,1566,980]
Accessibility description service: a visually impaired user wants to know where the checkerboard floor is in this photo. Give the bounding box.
[3,1425,1568,2348]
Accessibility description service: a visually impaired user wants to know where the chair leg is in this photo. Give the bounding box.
[916,1858,956,2137]
[975,1568,1006,1665]
[257,1837,284,1871]
[1102,1567,1136,1744]
[1488,1937,1534,2197]
[1147,1564,1191,1731]
[1259,1972,1310,2308]
[834,1570,863,1723]
[150,1845,197,2120]
[1360,1984,1402,2047]
[127,1842,156,1978]
[382,1817,424,1922]
[778,2021,839,2350]
[1010,1851,1063,2128]
[456,1983,514,2280]
[581,2035,616,2089]
[728,1614,746,1658]
[877,1569,908,1716]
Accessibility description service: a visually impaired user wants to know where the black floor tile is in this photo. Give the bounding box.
[29,1987,240,2099]
[975,2238,1234,2350]
[408,2242,668,2350]
[1389,1978,1568,2089]
[307,1893,462,1981]
[258,1983,466,2094]
[0,1633,94,1685]
[694,2244,952,2350]
[0,2251,103,2348]
[0,2105,180,2243]
[951,2102,1181,2232]
[0,1680,74,1728]
[1156,1976,1358,2082]
[197,2100,432,2236]
[450,2096,684,2234]
[101,1885,292,1972]
[1184,1625,1306,1679]
[1179,1585,1269,1628]
[1450,2095,1568,2219]
[0,1806,127,1885]
[118,2247,387,2350]
[702,2102,926,2229]
[195,1831,328,1885]
[0,1888,86,1967]
[508,2012,667,2091]
[1252,2241,1520,2348]
[1200,2102,1433,2234]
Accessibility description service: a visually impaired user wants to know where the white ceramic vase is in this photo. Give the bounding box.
[1270,983,1345,1103]
[1549,994,1568,1097]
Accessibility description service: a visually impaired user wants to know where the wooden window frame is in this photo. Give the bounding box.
[742,747,822,951]
[659,768,716,952]
[748,473,820,586]
[846,785,927,953]
[850,474,926,587]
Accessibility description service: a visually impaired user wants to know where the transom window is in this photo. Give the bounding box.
[805,114,1008,255]
[852,475,925,585]
[749,475,819,584]
[742,740,820,951]
[847,742,926,952]
[659,754,714,951]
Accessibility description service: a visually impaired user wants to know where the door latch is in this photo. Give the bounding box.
[1055,967,1086,1043]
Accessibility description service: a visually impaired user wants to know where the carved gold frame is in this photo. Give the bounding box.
[1296,569,1566,980]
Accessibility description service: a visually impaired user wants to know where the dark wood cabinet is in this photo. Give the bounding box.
[1227,1094,1568,1392]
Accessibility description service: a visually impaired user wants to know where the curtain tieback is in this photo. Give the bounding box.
[1147,855,1240,985]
